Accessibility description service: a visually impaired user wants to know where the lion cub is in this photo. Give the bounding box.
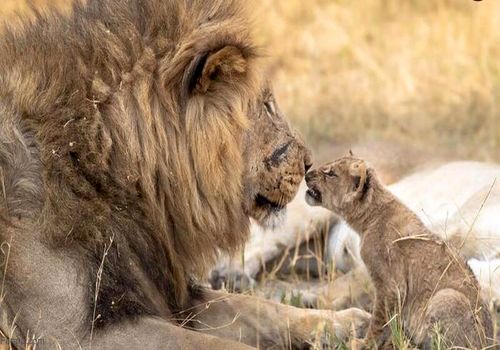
[305,156,494,349]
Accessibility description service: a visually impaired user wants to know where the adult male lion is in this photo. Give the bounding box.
[0,0,368,349]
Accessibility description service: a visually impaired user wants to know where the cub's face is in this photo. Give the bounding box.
[305,157,368,214]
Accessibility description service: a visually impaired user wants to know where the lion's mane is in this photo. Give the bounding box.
[0,0,261,324]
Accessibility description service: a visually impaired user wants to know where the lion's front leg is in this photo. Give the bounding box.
[86,318,256,350]
[182,289,370,349]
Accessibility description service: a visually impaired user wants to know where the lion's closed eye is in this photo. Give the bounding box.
[264,100,276,115]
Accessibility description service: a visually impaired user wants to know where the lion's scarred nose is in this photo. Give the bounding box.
[304,154,313,172]
[305,162,312,172]
[302,144,313,174]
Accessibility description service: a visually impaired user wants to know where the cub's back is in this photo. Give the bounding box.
[398,237,481,304]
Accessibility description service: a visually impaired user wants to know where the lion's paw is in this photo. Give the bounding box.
[322,307,371,343]
[304,308,371,349]
[209,267,255,292]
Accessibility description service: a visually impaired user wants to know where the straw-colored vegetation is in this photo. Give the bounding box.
[256,0,500,160]
[0,0,70,17]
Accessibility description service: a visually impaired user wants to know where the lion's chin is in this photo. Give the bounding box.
[256,208,287,230]
[250,194,288,229]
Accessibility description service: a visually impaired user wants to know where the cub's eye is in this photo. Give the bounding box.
[322,169,337,177]
[264,100,275,115]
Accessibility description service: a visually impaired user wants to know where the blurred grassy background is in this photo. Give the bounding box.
[2,0,499,161]
[256,0,500,160]
[0,0,69,17]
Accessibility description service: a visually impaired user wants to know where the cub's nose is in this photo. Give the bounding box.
[305,170,315,184]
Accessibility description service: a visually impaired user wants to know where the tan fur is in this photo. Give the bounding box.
[327,161,500,277]
[306,157,495,349]
[0,0,263,308]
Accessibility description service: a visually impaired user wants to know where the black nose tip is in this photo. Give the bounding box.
[303,149,313,173]
[305,171,313,183]
[304,162,313,173]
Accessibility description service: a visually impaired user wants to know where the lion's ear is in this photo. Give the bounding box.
[187,46,247,95]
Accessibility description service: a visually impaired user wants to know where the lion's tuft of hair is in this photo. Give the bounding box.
[0,0,262,321]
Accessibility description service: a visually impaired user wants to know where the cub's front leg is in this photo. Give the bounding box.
[364,290,400,349]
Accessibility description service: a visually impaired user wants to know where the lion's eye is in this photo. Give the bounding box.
[264,100,275,115]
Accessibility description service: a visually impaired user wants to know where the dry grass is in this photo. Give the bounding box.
[255,0,500,160]
[0,0,70,18]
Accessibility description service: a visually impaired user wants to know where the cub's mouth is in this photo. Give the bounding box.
[305,187,322,206]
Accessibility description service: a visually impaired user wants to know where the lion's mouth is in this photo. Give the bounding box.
[305,187,322,206]
[255,194,286,213]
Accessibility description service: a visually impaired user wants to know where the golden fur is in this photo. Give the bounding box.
[306,157,495,349]
[0,0,262,310]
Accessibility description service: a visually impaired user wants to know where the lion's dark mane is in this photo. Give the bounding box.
[0,0,260,329]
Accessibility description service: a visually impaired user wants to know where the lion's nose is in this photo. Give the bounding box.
[304,161,312,172]
[303,149,313,173]
[305,171,314,183]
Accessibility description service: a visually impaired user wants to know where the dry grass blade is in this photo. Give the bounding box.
[392,234,432,243]
[89,234,114,350]
[459,179,497,250]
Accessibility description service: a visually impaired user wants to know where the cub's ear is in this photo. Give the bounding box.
[187,46,247,95]
[346,160,368,202]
